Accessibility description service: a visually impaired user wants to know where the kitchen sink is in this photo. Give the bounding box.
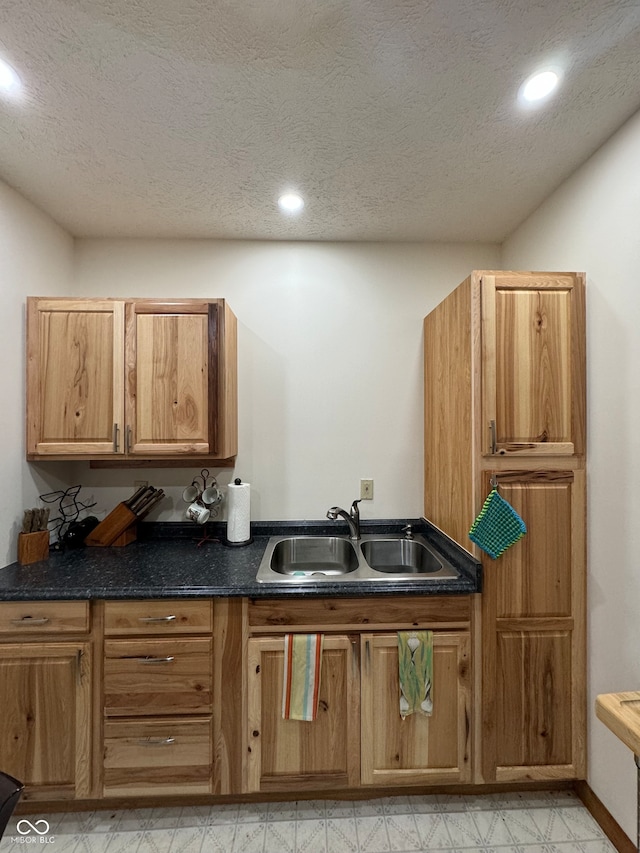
[256,533,459,583]
[359,538,443,574]
[268,536,359,577]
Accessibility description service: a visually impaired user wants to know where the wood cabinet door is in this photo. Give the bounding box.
[125,301,214,456]
[0,642,92,800]
[360,632,471,786]
[246,636,360,792]
[481,272,585,457]
[481,470,586,782]
[26,298,125,456]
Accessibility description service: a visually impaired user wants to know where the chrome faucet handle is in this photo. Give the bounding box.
[402,524,414,539]
[350,499,362,517]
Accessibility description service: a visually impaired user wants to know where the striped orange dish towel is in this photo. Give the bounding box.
[282,633,324,721]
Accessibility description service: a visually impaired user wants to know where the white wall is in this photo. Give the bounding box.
[503,109,640,838]
[72,239,499,523]
[0,180,75,565]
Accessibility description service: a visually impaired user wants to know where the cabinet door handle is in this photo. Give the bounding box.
[76,648,84,685]
[125,425,132,454]
[350,636,359,679]
[138,615,177,623]
[113,423,120,452]
[137,737,176,746]
[126,656,175,664]
[11,616,50,626]
[489,419,497,454]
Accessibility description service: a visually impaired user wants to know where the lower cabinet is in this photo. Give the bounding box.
[101,599,214,797]
[0,595,478,803]
[103,717,213,797]
[246,636,360,792]
[246,630,471,793]
[480,471,586,782]
[361,632,471,786]
[0,600,92,802]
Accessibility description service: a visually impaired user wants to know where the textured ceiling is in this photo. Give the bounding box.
[1,0,640,241]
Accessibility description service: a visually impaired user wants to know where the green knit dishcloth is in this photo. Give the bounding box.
[469,488,526,559]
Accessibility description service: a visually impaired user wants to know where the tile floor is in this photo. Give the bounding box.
[3,790,617,853]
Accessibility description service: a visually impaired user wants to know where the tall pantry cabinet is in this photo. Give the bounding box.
[423,270,586,783]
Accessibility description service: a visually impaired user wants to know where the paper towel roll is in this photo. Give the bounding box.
[226,481,251,543]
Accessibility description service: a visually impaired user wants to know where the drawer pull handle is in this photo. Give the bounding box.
[11,617,50,626]
[127,656,175,664]
[138,737,176,746]
[137,615,177,623]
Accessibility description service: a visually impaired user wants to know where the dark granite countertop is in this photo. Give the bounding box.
[0,519,481,601]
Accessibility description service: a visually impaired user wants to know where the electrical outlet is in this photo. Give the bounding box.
[360,479,374,500]
[134,480,148,488]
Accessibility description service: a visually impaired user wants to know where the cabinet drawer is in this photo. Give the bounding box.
[104,599,212,636]
[0,600,89,634]
[103,717,212,796]
[104,638,212,716]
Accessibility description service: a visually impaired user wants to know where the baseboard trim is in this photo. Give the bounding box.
[575,780,635,853]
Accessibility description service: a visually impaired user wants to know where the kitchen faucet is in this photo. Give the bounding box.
[326,499,362,540]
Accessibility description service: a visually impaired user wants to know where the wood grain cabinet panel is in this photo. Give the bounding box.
[360,632,471,786]
[131,311,208,454]
[488,472,574,619]
[103,599,212,636]
[495,630,572,772]
[26,297,237,464]
[248,596,470,631]
[246,636,360,792]
[103,638,212,716]
[0,600,89,634]
[103,717,212,796]
[26,299,125,457]
[481,272,585,457]
[0,642,92,800]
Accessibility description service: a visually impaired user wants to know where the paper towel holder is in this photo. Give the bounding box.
[222,478,253,547]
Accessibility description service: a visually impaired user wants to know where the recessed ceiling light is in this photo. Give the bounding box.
[0,58,21,94]
[278,193,304,214]
[520,70,559,104]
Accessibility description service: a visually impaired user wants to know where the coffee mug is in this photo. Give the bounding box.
[185,501,210,524]
[202,485,223,506]
[182,484,200,503]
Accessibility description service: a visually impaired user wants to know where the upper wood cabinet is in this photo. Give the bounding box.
[424,270,586,547]
[26,297,237,464]
[26,299,125,457]
[481,272,585,458]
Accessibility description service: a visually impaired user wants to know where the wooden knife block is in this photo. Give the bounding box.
[85,503,137,547]
[18,530,50,565]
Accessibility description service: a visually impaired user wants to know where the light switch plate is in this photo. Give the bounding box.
[360,479,374,500]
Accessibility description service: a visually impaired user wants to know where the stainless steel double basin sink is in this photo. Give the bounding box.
[256,534,459,584]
